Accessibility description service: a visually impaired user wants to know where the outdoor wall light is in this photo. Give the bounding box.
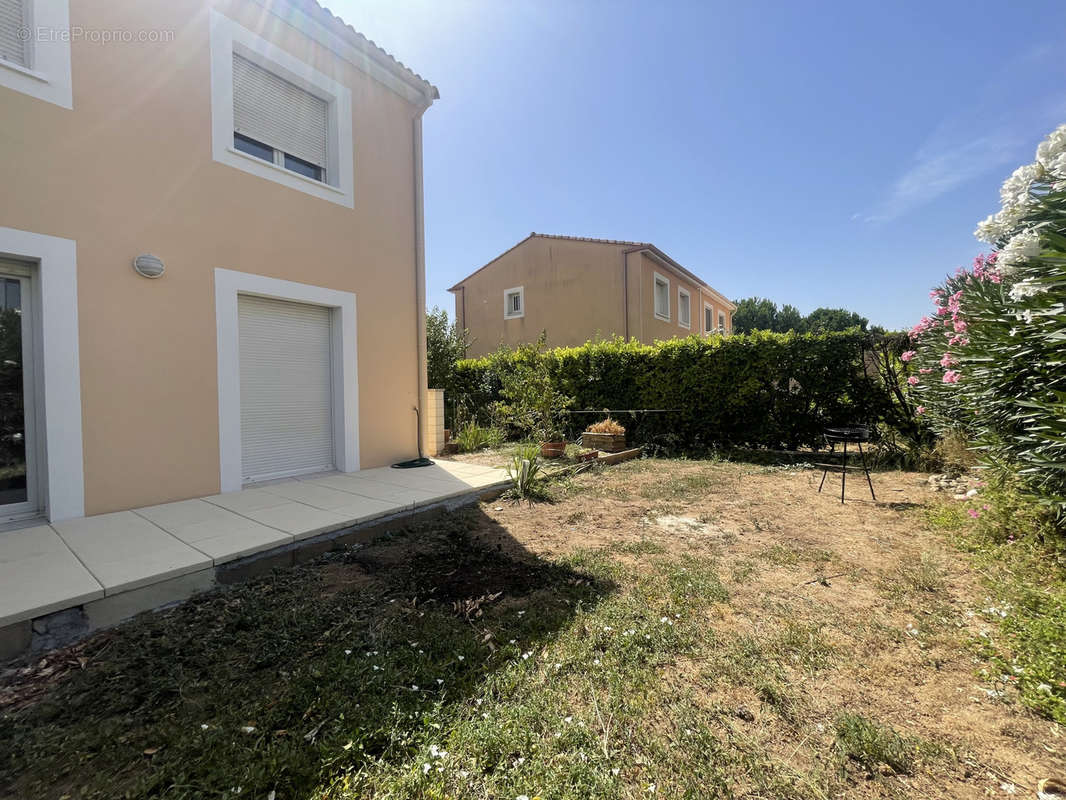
[132,254,165,279]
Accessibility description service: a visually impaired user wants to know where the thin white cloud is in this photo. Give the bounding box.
[860,46,1063,224]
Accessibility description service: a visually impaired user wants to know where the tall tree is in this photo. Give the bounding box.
[426,306,469,391]
[775,304,806,333]
[731,297,778,333]
[805,307,868,333]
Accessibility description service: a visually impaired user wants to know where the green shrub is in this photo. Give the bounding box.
[907,124,1066,521]
[505,443,550,501]
[834,713,920,775]
[453,422,504,453]
[446,330,892,454]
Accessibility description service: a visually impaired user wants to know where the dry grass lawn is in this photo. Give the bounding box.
[1,456,1063,799]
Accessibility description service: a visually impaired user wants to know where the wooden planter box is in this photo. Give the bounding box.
[581,431,626,453]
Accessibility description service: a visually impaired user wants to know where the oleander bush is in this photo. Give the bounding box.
[906,124,1066,522]
[444,330,895,454]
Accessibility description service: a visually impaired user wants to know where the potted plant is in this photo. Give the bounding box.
[495,336,574,458]
[582,416,627,453]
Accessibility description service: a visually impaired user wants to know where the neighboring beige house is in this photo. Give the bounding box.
[0,0,437,521]
[449,233,736,357]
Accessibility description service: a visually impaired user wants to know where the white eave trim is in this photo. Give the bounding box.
[249,0,437,106]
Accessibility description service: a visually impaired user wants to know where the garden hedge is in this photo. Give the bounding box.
[444,331,894,453]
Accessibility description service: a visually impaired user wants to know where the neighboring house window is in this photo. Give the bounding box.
[704,303,714,335]
[0,0,73,109]
[209,10,355,208]
[719,310,728,334]
[232,53,328,183]
[678,288,691,329]
[504,286,524,319]
[653,273,670,321]
[0,0,28,67]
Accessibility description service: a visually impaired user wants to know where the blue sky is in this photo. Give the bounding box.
[331,0,1065,330]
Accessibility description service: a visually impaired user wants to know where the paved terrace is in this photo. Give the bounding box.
[0,460,507,656]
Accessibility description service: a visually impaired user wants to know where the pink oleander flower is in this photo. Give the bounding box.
[901,350,916,362]
[940,353,955,368]
[916,405,926,415]
[967,508,980,519]
[943,370,961,384]
[907,376,920,385]
[919,367,932,374]
[937,306,949,316]
[982,504,991,510]
[929,289,942,301]
[953,319,967,333]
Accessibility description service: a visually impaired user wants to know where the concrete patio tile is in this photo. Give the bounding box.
[357,465,473,491]
[0,524,104,626]
[53,512,212,595]
[134,499,293,565]
[322,495,404,525]
[201,488,292,514]
[260,480,389,511]
[432,460,506,477]
[235,502,350,540]
[305,473,444,505]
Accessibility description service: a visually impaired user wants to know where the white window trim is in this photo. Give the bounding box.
[214,268,359,493]
[0,0,73,109]
[0,226,84,521]
[653,271,670,322]
[703,301,715,335]
[208,10,354,208]
[503,285,524,320]
[677,287,691,329]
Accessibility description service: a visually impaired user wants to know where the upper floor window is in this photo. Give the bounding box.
[719,310,728,334]
[677,288,691,329]
[653,273,670,321]
[209,11,354,208]
[0,0,28,67]
[0,0,73,109]
[704,304,714,334]
[504,286,524,319]
[232,53,328,184]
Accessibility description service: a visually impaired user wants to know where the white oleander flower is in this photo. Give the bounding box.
[999,162,1044,209]
[997,229,1042,269]
[1009,279,1045,302]
[975,205,1025,243]
[1035,124,1066,169]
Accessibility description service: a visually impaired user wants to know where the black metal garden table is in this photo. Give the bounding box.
[816,426,876,503]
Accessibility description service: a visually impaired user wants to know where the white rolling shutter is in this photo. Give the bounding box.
[232,52,329,169]
[0,0,27,67]
[238,295,334,482]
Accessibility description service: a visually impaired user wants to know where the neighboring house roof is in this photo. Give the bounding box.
[274,0,439,100]
[447,233,736,311]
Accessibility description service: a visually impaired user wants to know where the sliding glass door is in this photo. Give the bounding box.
[0,261,37,519]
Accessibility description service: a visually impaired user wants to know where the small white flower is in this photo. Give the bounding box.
[1036,124,1066,170]
[344,649,351,655]
[437,678,444,685]
[521,651,532,660]
[997,229,1042,268]
[240,726,256,734]
[1037,683,1053,695]
[200,723,209,730]
[1009,279,1045,302]
[564,716,573,723]
[457,655,465,661]
[1000,162,1045,208]
[612,767,620,775]
[411,685,419,691]
[422,763,431,774]
[517,795,530,800]
[593,659,601,665]
[648,783,657,793]
[517,610,526,616]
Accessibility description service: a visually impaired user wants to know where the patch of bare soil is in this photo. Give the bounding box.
[475,458,1065,798]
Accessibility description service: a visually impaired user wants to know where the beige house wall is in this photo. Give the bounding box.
[456,238,627,357]
[455,238,732,356]
[0,0,432,515]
